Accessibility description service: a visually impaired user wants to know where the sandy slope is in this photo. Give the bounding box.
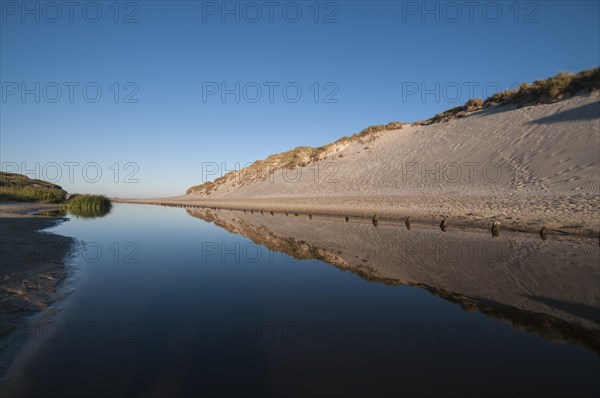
[198,92,599,199]
[120,92,600,236]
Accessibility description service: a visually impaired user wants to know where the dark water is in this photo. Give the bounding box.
[1,204,599,397]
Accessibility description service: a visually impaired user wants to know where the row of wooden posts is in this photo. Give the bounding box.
[156,202,549,240]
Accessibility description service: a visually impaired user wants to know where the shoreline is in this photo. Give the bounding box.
[0,202,75,375]
[113,195,599,239]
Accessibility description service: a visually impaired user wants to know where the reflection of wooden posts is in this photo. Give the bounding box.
[491,222,500,238]
[309,213,312,220]
[270,211,274,216]
[345,215,349,222]
[260,210,264,215]
[285,212,288,216]
[405,216,411,230]
[540,226,548,240]
[372,214,379,227]
[440,219,447,232]
[295,213,298,217]
[250,209,254,214]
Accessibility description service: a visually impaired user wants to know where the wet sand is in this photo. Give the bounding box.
[0,202,75,372]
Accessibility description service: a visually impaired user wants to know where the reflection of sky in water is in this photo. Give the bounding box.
[5,204,599,397]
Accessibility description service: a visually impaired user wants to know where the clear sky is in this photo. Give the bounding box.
[1,0,599,197]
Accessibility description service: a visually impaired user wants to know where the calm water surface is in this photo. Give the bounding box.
[2,204,599,397]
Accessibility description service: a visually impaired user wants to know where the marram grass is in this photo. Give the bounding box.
[0,172,68,203]
[65,194,112,218]
[0,186,67,203]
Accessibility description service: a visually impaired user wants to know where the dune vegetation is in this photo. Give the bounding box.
[0,172,112,218]
[419,67,600,125]
[0,172,67,203]
[65,194,112,218]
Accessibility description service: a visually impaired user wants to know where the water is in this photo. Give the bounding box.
[2,204,599,397]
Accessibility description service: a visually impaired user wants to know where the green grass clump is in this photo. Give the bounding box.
[65,194,112,218]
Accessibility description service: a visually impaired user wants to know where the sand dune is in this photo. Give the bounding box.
[194,92,599,197]
[191,92,599,198]
[120,92,600,236]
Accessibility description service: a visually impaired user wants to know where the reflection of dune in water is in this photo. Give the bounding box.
[187,207,600,354]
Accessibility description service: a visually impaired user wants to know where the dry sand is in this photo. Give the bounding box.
[119,92,600,237]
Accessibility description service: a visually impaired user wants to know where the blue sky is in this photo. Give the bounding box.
[1,0,599,197]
